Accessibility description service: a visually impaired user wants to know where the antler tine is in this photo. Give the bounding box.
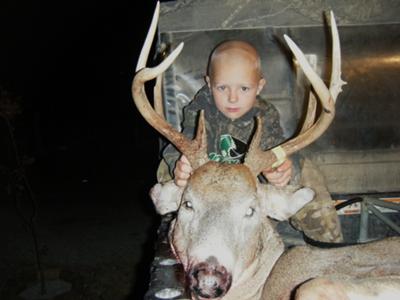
[284,34,333,112]
[135,1,159,72]
[245,12,345,176]
[329,11,347,100]
[137,2,165,118]
[132,1,208,169]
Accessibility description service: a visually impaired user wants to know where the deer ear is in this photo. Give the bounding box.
[259,185,315,221]
[149,181,184,215]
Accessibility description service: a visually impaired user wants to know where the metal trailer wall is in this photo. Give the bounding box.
[155,0,400,196]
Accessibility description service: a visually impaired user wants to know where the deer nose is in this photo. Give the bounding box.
[188,256,232,299]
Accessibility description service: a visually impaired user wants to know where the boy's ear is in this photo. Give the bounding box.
[205,75,211,88]
[257,78,266,95]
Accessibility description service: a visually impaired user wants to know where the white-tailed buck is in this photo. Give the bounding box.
[132,2,400,299]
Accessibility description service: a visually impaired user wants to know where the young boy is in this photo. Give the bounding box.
[157,40,343,243]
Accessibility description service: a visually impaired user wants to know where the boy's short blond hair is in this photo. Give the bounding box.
[207,40,263,79]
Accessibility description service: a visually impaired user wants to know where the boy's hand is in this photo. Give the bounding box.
[262,159,292,187]
[174,155,193,187]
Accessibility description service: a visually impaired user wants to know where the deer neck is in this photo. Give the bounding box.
[222,219,285,300]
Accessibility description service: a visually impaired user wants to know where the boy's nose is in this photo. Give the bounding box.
[228,89,238,103]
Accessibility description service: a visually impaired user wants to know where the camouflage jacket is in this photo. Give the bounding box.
[157,85,300,183]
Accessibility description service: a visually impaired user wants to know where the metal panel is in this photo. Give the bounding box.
[159,0,400,31]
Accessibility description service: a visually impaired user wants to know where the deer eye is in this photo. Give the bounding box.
[183,201,193,210]
[245,207,255,217]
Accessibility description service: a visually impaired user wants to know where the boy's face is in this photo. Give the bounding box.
[206,50,266,120]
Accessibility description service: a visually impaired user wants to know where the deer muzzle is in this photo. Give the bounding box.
[188,256,232,299]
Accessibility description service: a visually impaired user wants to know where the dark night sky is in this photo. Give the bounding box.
[1,0,168,185]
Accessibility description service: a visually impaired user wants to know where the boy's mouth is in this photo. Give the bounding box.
[226,107,240,113]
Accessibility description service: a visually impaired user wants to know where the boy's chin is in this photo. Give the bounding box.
[221,109,245,120]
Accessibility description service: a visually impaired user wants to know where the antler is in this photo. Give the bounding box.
[245,11,346,175]
[132,1,208,169]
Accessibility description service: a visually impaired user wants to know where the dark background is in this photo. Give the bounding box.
[1,0,170,299]
[0,0,162,178]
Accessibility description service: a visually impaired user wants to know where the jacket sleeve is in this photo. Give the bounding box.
[259,101,285,150]
[259,101,301,183]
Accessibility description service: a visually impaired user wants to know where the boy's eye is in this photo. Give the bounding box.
[241,86,250,92]
[216,85,226,91]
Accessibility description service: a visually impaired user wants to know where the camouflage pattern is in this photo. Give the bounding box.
[291,158,344,243]
[157,84,343,243]
[157,84,288,182]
